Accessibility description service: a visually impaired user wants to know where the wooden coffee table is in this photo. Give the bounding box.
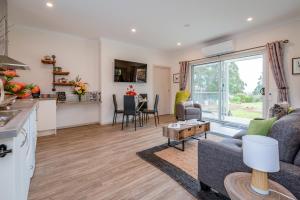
[224,172,296,200]
[162,121,210,151]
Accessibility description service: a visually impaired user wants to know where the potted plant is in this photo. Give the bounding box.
[73,75,87,102]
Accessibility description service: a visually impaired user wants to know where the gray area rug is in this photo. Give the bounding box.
[137,140,229,200]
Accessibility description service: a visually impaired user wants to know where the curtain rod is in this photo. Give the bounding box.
[181,39,289,64]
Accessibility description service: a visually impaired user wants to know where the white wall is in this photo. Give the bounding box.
[170,19,300,108]
[8,26,100,128]
[99,38,172,124]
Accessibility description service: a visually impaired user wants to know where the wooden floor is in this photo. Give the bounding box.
[29,115,196,200]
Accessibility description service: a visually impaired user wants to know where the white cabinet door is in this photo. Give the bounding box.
[0,106,38,200]
[37,100,56,132]
[0,139,14,200]
[14,118,30,200]
[27,109,37,178]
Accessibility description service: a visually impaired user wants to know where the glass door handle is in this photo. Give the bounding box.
[260,87,265,95]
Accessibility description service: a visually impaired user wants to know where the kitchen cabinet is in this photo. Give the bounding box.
[0,105,37,200]
[37,99,56,136]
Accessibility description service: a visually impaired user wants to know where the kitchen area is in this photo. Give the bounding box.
[0,0,101,199]
[0,98,38,200]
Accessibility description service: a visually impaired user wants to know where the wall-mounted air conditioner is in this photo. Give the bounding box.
[201,40,234,57]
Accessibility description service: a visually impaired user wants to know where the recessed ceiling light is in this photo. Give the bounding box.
[247,17,253,22]
[177,42,182,46]
[131,28,136,33]
[46,2,53,7]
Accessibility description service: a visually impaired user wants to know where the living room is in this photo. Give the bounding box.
[0,0,299,200]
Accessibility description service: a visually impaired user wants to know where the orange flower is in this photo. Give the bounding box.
[3,70,17,78]
[31,86,40,94]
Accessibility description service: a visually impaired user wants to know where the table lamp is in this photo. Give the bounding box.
[242,135,280,195]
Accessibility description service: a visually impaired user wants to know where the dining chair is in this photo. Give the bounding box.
[138,93,148,111]
[142,94,159,126]
[138,93,148,123]
[122,95,142,131]
[112,94,123,125]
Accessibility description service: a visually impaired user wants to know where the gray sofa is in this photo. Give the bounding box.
[198,109,300,199]
[175,101,202,121]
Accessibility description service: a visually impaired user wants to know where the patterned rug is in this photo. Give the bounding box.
[137,133,229,200]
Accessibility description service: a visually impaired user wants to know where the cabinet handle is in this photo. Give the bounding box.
[20,128,28,148]
[0,144,12,158]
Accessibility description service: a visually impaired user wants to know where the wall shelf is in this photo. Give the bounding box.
[52,71,70,76]
[53,82,74,86]
[41,55,72,91]
[41,59,56,65]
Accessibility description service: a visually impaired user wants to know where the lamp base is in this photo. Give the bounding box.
[251,169,269,195]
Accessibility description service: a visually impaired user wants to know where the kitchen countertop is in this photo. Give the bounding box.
[0,99,38,139]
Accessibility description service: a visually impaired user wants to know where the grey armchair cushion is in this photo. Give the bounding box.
[270,109,300,163]
[175,101,202,121]
[185,107,200,115]
[294,150,300,167]
[183,101,194,107]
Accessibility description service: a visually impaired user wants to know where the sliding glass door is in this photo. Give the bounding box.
[191,62,221,120]
[191,54,266,125]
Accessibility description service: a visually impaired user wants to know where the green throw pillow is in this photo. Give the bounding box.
[248,117,277,136]
[288,106,295,114]
[174,90,190,113]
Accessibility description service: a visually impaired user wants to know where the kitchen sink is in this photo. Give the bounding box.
[0,110,21,127]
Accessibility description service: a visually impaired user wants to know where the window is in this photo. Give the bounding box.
[191,53,266,125]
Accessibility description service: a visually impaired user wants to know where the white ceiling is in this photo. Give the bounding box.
[8,0,300,51]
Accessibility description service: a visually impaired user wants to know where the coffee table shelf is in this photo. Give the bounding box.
[162,121,210,151]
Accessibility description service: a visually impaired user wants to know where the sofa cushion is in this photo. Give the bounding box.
[294,150,300,167]
[185,107,200,115]
[248,117,276,136]
[270,109,300,163]
[183,101,194,107]
[221,138,243,149]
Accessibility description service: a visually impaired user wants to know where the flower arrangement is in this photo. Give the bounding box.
[72,75,88,101]
[3,70,18,81]
[125,84,137,96]
[1,70,40,99]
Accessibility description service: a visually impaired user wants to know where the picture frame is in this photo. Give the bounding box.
[173,73,180,83]
[292,57,300,75]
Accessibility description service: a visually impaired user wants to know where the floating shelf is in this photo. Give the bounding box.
[52,71,70,75]
[53,82,74,86]
[41,59,56,64]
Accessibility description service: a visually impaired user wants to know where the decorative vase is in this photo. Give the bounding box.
[32,92,40,99]
[78,95,82,102]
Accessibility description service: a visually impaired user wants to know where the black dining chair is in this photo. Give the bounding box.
[142,94,159,126]
[138,93,148,111]
[122,95,142,131]
[112,94,123,125]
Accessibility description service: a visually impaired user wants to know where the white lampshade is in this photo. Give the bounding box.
[242,135,280,173]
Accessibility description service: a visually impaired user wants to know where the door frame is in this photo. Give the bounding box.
[190,49,269,125]
[153,65,171,115]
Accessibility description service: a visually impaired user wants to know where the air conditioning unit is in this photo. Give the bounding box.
[202,40,234,57]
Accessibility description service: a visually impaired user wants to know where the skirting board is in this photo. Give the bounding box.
[57,122,100,129]
[38,129,56,137]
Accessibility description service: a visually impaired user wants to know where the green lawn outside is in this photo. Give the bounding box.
[230,102,262,119]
